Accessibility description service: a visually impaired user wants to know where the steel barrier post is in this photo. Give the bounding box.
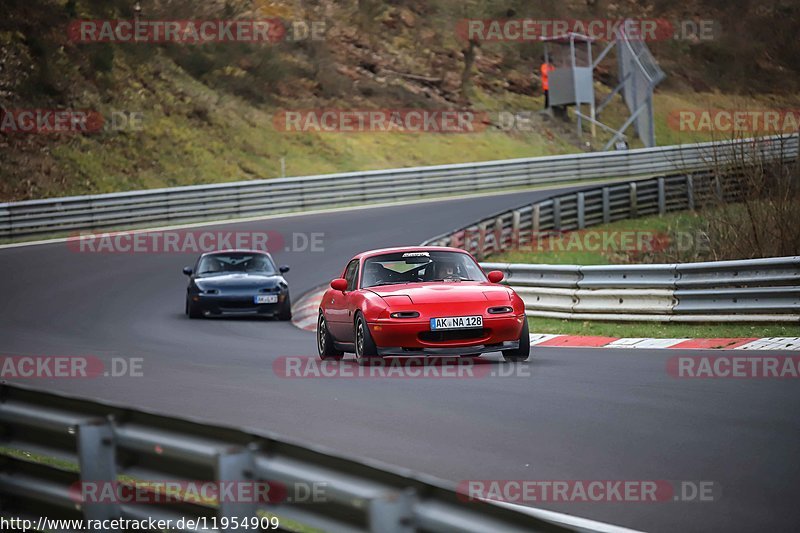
[553,198,562,231]
[495,216,505,253]
[477,222,488,260]
[77,418,120,521]
[511,210,521,250]
[369,489,415,533]
[217,446,259,527]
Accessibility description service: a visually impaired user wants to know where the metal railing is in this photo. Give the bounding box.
[422,170,751,258]
[479,257,800,322]
[1,135,796,239]
[420,171,800,322]
[419,149,800,322]
[0,383,586,533]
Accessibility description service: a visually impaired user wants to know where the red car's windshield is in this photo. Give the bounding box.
[361,251,486,288]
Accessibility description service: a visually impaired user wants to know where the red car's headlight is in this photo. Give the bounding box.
[390,311,420,318]
[487,306,513,314]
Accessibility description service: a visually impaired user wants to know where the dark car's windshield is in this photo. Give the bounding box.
[197,253,276,275]
[361,250,486,288]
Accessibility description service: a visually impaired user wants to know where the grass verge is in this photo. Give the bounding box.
[489,210,704,265]
[527,317,799,339]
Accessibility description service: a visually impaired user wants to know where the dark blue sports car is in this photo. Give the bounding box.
[183,250,292,320]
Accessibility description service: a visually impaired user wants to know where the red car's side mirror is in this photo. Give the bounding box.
[487,270,504,283]
[330,278,348,291]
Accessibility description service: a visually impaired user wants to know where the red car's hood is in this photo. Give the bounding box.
[367,282,510,304]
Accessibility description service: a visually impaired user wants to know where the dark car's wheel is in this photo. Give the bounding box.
[186,296,203,319]
[277,295,292,321]
[502,319,530,362]
[317,312,343,360]
[354,313,379,366]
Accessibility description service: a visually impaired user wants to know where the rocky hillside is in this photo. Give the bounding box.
[1,0,798,201]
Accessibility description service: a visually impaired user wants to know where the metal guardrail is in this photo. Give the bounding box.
[1,135,796,239]
[0,383,586,533]
[414,148,799,322]
[477,257,800,322]
[423,169,751,258]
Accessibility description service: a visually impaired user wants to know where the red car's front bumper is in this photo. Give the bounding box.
[367,314,526,356]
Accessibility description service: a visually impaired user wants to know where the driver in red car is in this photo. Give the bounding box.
[434,258,459,280]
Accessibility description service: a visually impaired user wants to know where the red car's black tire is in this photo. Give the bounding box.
[317,312,344,360]
[502,319,530,362]
[354,313,379,366]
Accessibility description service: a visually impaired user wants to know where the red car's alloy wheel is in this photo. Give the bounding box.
[317,313,343,360]
[355,314,377,365]
[502,319,530,362]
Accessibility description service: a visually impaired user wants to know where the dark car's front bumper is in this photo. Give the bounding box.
[193,293,287,317]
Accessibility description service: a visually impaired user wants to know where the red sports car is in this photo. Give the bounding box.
[317,246,530,364]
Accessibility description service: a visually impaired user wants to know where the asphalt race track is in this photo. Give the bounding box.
[1,187,798,533]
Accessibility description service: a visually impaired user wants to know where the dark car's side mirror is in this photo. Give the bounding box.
[330,278,348,291]
[183,267,193,276]
[487,270,504,283]
[279,265,290,274]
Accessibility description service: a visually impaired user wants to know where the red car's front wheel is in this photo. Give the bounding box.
[317,313,343,360]
[354,314,378,366]
[502,319,530,362]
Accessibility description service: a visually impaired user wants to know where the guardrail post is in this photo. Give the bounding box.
[577,192,586,229]
[686,175,695,210]
[602,187,610,224]
[629,182,638,218]
[657,177,666,215]
[511,210,521,250]
[462,227,472,253]
[76,418,120,521]
[0,205,10,239]
[494,216,505,252]
[553,198,562,231]
[216,446,259,528]
[477,221,488,260]
[369,489,415,533]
